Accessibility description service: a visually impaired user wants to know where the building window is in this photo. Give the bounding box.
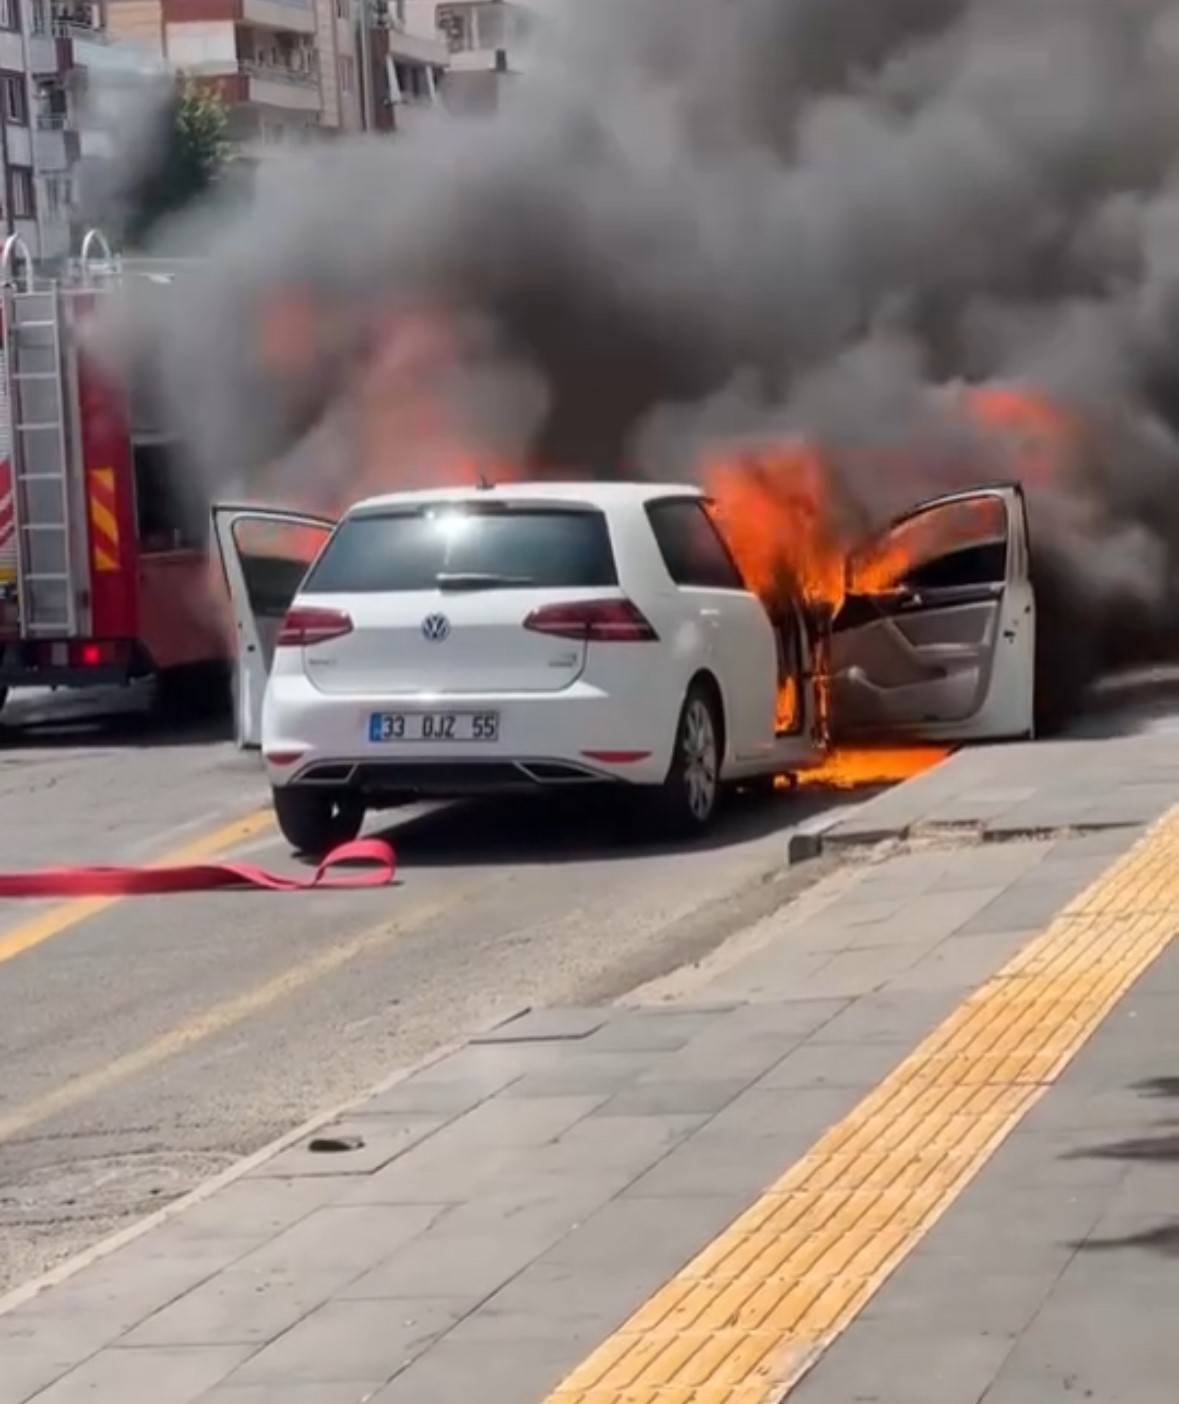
[334,0,348,16]
[0,0,15,31]
[11,167,34,219]
[43,173,70,217]
[30,0,46,33]
[338,53,354,94]
[1,74,27,126]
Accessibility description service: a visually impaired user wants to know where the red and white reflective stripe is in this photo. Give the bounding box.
[0,466,14,581]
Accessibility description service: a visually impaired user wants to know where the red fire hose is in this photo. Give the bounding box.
[0,838,395,899]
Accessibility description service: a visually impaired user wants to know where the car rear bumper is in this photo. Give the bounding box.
[262,674,677,794]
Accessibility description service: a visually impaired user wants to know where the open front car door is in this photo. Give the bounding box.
[828,484,1035,744]
[211,505,336,748]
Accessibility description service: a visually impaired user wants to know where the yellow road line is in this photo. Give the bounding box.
[0,887,470,1144]
[543,807,1179,1404]
[0,810,275,968]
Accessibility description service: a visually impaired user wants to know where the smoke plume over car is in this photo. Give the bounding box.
[97,0,1179,713]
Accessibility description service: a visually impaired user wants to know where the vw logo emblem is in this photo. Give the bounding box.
[422,613,451,643]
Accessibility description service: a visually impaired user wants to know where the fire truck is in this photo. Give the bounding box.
[0,229,229,720]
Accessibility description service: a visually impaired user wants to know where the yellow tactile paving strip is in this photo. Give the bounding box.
[541,807,1179,1404]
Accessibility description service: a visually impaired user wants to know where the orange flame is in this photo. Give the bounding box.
[788,744,950,789]
[705,444,847,610]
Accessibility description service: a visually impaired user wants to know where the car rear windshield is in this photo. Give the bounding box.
[301,505,619,594]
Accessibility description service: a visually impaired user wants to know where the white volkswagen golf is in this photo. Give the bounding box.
[214,480,1036,853]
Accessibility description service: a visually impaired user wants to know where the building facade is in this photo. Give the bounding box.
[105,0,446,153]
[429,0,538,114]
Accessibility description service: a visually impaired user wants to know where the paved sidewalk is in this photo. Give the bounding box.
[4,734,1179,1404]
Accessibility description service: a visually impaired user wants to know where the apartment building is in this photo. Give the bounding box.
[105,0,446,155]
[0,0,72,258]
[429,0,538,114]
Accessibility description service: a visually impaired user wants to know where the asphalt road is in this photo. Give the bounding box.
[0,686,877,1296]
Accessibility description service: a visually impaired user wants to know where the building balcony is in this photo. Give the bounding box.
[240,57,320,109]
[240,0,316,38]
[435,0,534,57]
[192,56,321,112]
[159,0,316,36]
[34,120,70,173]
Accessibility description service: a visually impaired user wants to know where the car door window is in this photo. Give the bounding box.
[848,495,1008,594]
[231,517,332,620]
[647,500,747,590]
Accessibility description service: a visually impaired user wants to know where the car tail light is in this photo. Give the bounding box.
[522,598,659,642]
[276,606,354,648]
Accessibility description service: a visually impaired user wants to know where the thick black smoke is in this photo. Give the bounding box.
[101,0,1179,710]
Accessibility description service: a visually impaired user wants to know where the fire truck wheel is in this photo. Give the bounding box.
[272,787,365,857]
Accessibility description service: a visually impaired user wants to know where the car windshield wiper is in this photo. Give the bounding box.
[434,572,536,591]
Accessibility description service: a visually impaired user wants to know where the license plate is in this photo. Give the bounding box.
[368,711,500,743]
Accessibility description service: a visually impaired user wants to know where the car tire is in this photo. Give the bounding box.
[644,682,723,838]
[272,787,365,857]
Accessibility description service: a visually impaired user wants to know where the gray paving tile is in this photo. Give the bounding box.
[225,1298,472,1385]
[339,1217,569,1301]
[537,1191,745,1276]
[0,1334,103,1404]
[700,1084,856,1140]
[251,1116,446,1178]
[471,1007,607,1043]
[700,945,835,1000]
[409,1093,605,1151]
[366,1338,577,1404]
[861,889,1011,945]
[514,1111,707,1177]
[501,1050,650,1099]
[912,1182,1109,1257]
[630,1003,826,1078]
[956,884,1076,935]
[409,1042,561,1082]
[1019,1085,1174,1134]
[1082,782,1179,825]
[343,1141,528,1205]
[858,1257,1058,1336]
[441,1198,745,1349]
[580,1008,723,1052]
[24,1346,252,1404]
[757,1038,904,1090]
[169,1178,360,1242]
[1042,826,1144,861]
[805,987,959,1044]
[425,1162,633,1241]
[885,931,1031,992]
[590,1076,752,1117]
[980,1284,1179,1403]
[195,1386,381,1404]
[0,1232,265,1363]
[969,1127,1131,1191]
[355,1079,499,1118]
[123,1204,446,1347]
[928,843,1052,891]
[622,1128,806,1199]
[780,944,924,998]
[442,1258,643,1345]
[788,1319,1013,1404]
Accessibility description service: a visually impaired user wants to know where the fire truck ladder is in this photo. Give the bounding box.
[1,234,77,637]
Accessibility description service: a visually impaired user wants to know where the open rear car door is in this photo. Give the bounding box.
[828,484,1035,744]
[212,505,336,748]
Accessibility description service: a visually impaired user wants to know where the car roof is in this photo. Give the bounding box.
[348,480,704,515]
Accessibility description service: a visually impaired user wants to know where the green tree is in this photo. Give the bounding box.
[124,80,231,249]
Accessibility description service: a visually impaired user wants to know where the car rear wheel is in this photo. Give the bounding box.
[644,683,722,838]
[272,787,365,857]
